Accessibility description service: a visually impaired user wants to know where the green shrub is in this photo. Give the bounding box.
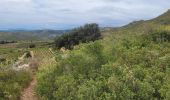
[0,58,6,63]
[29,44,36,48]
[149,30,170,43]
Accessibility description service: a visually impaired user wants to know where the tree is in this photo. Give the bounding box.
[54,23,101,49]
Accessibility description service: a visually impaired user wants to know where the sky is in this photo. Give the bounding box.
[0,0,170,30]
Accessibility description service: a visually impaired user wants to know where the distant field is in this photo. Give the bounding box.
[0,43,19,48]
[0,48,24,66]
[0,41,52,67]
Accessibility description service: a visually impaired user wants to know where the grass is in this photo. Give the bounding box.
[0,70,32,100]
[0,48,25,66]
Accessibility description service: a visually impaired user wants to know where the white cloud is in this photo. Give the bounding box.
[0,0,170,29]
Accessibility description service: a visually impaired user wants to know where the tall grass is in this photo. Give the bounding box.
[0,70,31,100]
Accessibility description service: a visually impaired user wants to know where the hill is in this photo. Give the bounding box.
[0,29,69,41]
[102,9,170,35]
[151,9,170,25]
[36,10,170,100]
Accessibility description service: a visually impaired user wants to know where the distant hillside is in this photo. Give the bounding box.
[151,9,170,25]
[102,9,170,35]
[129,9,170,26]
[0,30,69,41]
[1,10,170,41]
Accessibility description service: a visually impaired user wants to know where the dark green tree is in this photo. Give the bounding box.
[54,23,101,49]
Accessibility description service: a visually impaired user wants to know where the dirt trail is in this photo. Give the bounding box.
[20,77,38,100]
[20,49,54,100]
[20,51,39,100]
[30,51,34,59]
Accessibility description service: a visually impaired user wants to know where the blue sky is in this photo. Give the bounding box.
[0,0,170,30]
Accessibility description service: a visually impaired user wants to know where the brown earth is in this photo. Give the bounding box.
[20,77,39,100]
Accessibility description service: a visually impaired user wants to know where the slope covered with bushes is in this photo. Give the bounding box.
[36,28,170,99]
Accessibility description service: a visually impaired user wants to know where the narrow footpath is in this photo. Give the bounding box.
[20,77,38,100]
[20,51,39,100]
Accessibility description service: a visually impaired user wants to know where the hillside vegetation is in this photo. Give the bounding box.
[0,10,170,100]
[36,11,170,100]
[37,29,170,100]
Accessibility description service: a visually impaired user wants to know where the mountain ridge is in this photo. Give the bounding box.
[103,9,170,35]
[1,10,170,41]
[0,29,70,41]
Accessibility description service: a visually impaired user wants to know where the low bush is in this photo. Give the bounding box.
[149,30,170,43]
[29,44,36,48]
[0,58,6,63]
